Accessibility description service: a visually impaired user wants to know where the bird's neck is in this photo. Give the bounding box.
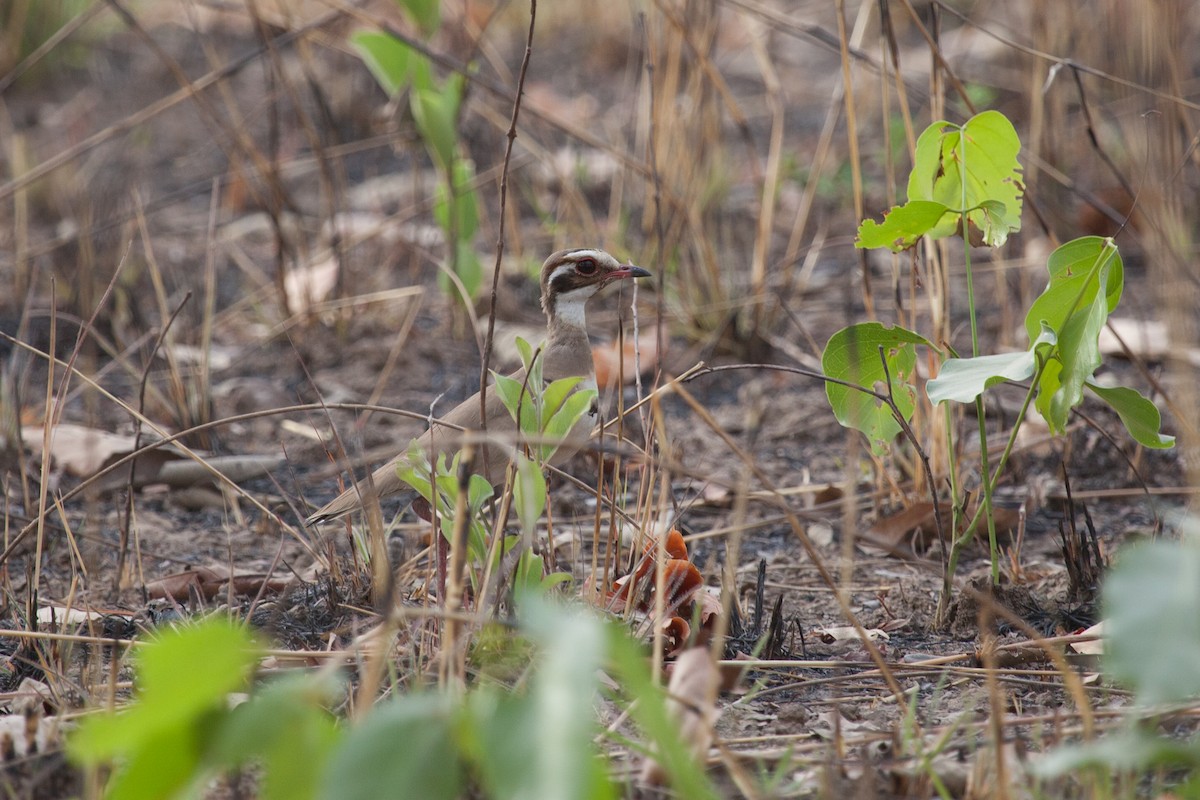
[543,293,594,380]
[549,293,589,335]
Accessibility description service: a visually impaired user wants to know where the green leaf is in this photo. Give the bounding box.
[442,71,466,124]
[350,32,411,97]
[104,724,207,800]
[481,601,617,800]
[396,439,434,504]
[453,241,482,300]
[439,165,480,244]
[515,336,536,372]
[513,453,547,537]
[856,199,955,251]
[492,371,528,422]
[409,52,434,93]
[1104,540,1200,705]
[543,375,585,419]
[510,551,572,598]
[1024,237,1123,345]
[69,621,259,762]
[1034,726,1200,778]
[412,87,457,172]
[492,371,538,434]
[433,159,479,239]
[467,473,494,512]
[68,620,261,800]
[821,323,930,456]
[211,672,342,800]
[541,387,597,461]
[972,198,1013,247]
[1025,237,1124,433]
[907,110,1024,246]
[401,0,441,35]
[319,694,464,800]
[1085,381,1174,449]
[927,325,1056,404]
[464,603,619,800]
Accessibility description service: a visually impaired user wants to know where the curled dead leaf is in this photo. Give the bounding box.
[146,565,290,601]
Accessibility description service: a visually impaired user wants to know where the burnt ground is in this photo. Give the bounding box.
[0,2,1194,797]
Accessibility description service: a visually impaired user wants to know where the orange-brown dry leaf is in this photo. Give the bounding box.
[662,528,689,561]
[146,566,227,601]
[610,530,690,608]
[146,565,289,601]
[592,326,660,390]
[640,646,722,786]
[868,500,1022,556]
[866,501,947,554]
[658,559,703,613]
[661,616,691,657]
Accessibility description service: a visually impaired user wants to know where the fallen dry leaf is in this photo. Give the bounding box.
[640,646,722,786]
[813,626,890,644]
[22,423,143,477]
[1068,621,1105,656]
[594,530,721,657]
[146,565,290,601]
[866,499,1021,556]
[284,255,339,313]
[36,605,133,626]
[592,326,661,390]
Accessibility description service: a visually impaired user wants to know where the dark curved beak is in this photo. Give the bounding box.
[610,265,652,280]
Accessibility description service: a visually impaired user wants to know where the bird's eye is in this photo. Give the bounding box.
[575,257,598,275]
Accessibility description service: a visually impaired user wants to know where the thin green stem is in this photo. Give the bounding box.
[942,361,1045,595]
[955,126,999,584]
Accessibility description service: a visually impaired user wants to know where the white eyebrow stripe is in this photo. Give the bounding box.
[564,248,607,262]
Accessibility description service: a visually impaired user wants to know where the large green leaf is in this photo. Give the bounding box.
[927,325,1056,404]
[1024,236,1123,345]
[1086,381,1174,449]
[319,694,464,800]
[413,87,457,172]
[822,323,930,456]
[68,620,261,800]
[69,621,258,761]
[210,673,342,800]
[433,160,480,241]
[541,386,597,461]
[907,110,1024,246]
[604,626,722,799]
[542,375,586,421]
[1025,237,1123,433]
[1104,539,1200,705]
[442,240,482,300]
[492,371,538,434]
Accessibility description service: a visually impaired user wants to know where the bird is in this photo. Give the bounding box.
[306,248,651,525]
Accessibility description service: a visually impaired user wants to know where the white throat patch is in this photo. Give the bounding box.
[554,290,591,329]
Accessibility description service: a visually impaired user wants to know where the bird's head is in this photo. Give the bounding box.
[539,248,651,322]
